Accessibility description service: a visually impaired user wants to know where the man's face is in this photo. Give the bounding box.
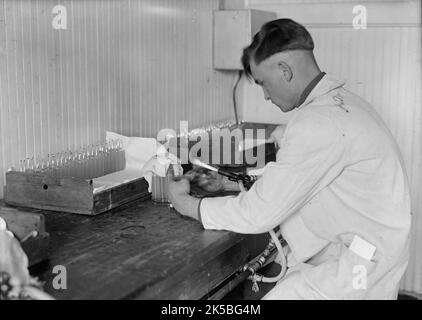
[250,57,296,112]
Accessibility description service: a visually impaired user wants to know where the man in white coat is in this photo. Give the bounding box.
[168,19,411,299]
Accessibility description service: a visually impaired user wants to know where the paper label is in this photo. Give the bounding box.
[349,235,376,261]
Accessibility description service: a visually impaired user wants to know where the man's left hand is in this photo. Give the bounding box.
[168,175,191,198]
[167,171,201,222]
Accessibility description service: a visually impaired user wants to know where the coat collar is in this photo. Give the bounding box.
[297,74,346,109]
[296,72,326,107]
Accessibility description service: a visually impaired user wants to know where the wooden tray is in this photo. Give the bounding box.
[4,171,150,215]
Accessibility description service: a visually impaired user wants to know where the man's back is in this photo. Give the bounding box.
[279,75,412,299]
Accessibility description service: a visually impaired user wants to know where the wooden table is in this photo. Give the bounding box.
[6,123,279,299]
[26,196,266,300]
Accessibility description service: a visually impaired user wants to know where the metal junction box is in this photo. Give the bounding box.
[213,9,277,70]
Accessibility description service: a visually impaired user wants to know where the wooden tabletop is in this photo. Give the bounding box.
[4,123,279,299]
[27,196,257,300]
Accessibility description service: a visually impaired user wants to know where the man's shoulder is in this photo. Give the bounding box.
[289,102,340,130]
[298,89,381,132]
[284,106,344,143]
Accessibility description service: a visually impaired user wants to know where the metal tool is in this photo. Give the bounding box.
[191,159,258,190]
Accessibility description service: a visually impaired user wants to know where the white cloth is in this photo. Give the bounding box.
[106,131,159,171]
[104,131,183,192]
[200,75,412,299]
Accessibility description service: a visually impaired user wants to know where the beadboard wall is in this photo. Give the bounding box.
[0,0,238,198]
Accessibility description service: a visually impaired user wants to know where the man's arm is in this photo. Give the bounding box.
[167,175,245,222]
[199,112,347,234]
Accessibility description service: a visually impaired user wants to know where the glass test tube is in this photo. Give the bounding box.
[151,174,171,204]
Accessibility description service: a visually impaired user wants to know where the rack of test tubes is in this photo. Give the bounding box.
[8,139,125,180]
[3,139,150,216]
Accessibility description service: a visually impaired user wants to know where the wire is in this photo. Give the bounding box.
[245,228,288,292]
[232,70,243,125]
[259,229,287,283]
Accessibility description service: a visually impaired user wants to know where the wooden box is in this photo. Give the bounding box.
[0,205,49,267]
[4,171,150,216]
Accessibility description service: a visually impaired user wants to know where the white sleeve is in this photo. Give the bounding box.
[200,112,347,234]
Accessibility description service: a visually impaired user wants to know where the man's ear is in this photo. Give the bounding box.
[277,61,293,82]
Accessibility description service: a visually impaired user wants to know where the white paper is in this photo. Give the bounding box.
[349,235,377,261]
[91,131,183,193]
[106,131,160,171]
[92,169,146,194]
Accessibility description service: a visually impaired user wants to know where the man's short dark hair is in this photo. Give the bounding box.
[241,19,314,78]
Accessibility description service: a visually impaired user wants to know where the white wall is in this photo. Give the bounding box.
[0,0,239,198]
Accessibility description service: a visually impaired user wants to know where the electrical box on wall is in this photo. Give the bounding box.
[213,9,277,70]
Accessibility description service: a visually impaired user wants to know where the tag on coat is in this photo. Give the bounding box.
[349,235,376,261]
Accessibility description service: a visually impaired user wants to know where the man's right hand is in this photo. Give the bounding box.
[185,167,224,193]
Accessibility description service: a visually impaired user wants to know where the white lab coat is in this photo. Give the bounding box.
[200,75,412,299]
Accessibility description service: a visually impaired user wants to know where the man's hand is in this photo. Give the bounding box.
[184,167,224,193]
[167,170,201,222]
[167,175,191,198]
